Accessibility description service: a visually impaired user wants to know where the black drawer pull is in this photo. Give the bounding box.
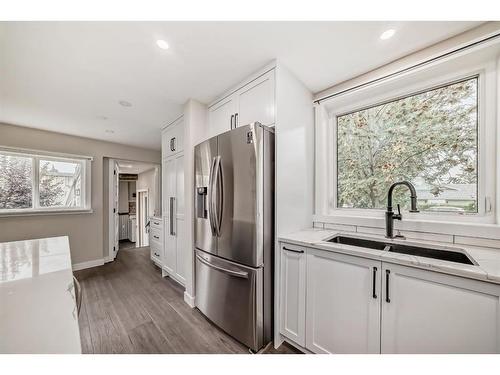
[283,246,304,254]
[153,222,159,225]
[385,270,391,303]
[153,235,160,239]
[372,267,377,299]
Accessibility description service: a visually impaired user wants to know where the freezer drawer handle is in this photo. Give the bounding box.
[196,254,249,279]
[283,246,304,254]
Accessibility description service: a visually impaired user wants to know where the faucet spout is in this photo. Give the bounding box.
[385,181,419,238]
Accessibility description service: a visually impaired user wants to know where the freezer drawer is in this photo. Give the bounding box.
[195,249,264,351]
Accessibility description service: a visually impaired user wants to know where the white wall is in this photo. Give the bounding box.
[137,168,159,217]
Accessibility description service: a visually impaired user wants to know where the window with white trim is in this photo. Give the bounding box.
[316,47,498,224]
[0,149,91,214]
[336,77,478,213]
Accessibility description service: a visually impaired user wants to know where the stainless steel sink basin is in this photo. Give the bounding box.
[327,235,477,266]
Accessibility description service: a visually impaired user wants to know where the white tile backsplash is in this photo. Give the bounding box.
[454,236,500,250]
[324,223,356,232]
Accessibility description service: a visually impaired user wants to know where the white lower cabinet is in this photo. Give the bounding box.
[279,242,500,354]
[305,248,381,354]
[381,263,500,354]
[279,243,307,346]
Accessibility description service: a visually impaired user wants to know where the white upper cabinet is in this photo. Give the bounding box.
[306,248,381,354]
[381,263,500,354]
[279,243,307,347]
[235,71,275,128]
[162,116,184,159]
[208,96,237,139]
[208,69,275,138]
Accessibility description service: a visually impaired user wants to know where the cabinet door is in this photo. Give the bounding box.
[174,154,186,285]
[175,218,186,285]
[163,157,176,274]
[279,243,306,347]
[306,249,381,354]
[235,70,275,128]
[381,263,500,354]
[162,117,184,158]
[208,95,236,138]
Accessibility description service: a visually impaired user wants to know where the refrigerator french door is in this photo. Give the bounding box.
[194,122,274,351]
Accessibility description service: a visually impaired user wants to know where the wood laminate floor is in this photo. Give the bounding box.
[75,246,300,354]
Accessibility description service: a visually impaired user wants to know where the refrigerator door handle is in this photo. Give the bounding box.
[208,156,217,236]
[196,253,248,279]
[213,155,223,237]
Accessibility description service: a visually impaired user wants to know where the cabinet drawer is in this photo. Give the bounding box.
[151,246,162,262]
[150,218,162,230]
[150,227,162,243]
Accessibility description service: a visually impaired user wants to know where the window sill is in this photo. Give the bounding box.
[313,213,500,241]
[0,208,94,218]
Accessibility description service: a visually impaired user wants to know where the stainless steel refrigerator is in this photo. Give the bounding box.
[194,122,274,352]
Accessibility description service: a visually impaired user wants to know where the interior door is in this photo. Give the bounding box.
[216,124,262,267]
[306,248,381,354]
[208,95,236,138]
[194,137,218,255]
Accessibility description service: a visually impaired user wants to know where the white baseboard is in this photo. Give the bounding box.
[184,291,195,308]
[72,258,105,271]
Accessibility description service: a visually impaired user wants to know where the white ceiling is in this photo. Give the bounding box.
[0,21,482,150]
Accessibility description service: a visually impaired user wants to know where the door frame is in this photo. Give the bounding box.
[107,159,119,262]
[137,188,150,247]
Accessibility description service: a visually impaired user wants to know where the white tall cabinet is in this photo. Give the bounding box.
[161,116,186,286]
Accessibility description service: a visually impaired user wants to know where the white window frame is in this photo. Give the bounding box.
[316,48,498,225]
[0,146,92,216]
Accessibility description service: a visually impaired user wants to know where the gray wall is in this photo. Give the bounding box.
[0,122,160,264]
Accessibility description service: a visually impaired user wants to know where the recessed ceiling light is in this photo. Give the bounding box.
[156,39,169,50]
[119,100,132,107]
[105,129,115,134]
[380,29,396,40]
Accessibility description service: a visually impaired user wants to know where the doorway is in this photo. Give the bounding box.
[106,158,161,262]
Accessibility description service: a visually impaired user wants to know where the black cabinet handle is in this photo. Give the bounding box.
[234,113,238,128]
[283,246,304,254]
[372,267,377,299]
[230,114,234,129]
[153,235,159,240]
[172,137,176,151]
[385,270,391,303]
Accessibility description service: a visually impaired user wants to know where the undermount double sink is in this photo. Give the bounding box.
[327,235,477,266]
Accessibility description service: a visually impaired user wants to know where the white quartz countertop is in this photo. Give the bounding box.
[0,236,82,353]
[279,228,500,285]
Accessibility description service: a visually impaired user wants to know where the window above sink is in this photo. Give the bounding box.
[315,40,499,225]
